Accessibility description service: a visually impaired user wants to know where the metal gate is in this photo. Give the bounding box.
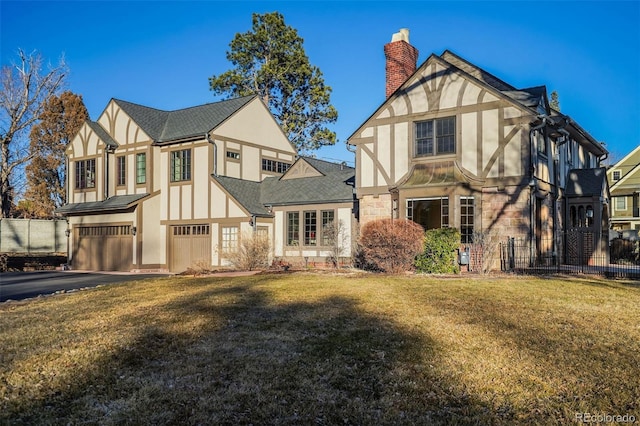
[169,224,211,272]
[73,225,133,271]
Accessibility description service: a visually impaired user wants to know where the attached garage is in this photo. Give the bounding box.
[169,224,211,272]
[73,225,133,271]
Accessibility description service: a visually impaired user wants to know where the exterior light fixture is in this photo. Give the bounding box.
[132,226,137,236]
[65,229,70,237]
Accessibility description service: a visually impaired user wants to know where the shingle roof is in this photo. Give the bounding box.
[212,157,355,213]
[113,96,256,143]
[261,157,355,206]
[212,176,271,217]
[56,193,149,215]
[565,168,608,197]
[87,121,118,148]
[502,86,546,108]
[440,50,516,92]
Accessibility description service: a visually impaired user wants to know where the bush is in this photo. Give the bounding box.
[416,227,461,274]
[358,219,424,273]
[225,231,270,271]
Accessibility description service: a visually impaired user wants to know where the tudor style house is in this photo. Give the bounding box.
[347,29,610,266]
[57,95,355,272]
[608,145,640,232]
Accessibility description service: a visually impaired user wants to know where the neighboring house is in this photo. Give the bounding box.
[607,145,640,232]
[56,95,354,272]
[347,29,610,266]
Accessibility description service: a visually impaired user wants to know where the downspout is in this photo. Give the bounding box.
[553,126,570,268]
[205,133,218,177]
[104,146,115,200]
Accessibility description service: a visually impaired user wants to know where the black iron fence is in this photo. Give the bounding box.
[500,231,640,279]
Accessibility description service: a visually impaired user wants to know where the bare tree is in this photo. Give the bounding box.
[0,49,67,217]
[324,219,348,268]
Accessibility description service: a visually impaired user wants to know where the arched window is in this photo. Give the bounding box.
[570,206,577,228]
[578,206,585,227]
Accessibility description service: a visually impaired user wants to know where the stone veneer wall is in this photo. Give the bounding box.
[481,185,532,240]
[359,194,393,226]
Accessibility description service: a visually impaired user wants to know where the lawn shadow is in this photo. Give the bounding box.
[425,284,640,422]
[4,275,501,425]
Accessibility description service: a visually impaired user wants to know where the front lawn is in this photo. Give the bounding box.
[1,273,638,424]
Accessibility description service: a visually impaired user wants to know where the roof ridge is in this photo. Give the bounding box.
[440,50,518,92]
[114,95,256,114]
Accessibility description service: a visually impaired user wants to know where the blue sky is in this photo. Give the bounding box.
[2,1,639,165]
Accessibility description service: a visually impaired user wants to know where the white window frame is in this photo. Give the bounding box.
[221,226,238,252]
[614,196,627,212]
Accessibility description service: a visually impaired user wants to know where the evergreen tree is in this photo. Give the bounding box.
[209,12,338,153]
[22,91,88,218]
[550,90,560,111]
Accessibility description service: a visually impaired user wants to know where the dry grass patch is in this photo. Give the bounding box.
[1,273,638,424]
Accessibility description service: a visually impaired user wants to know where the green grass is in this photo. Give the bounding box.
[1,272,638,425]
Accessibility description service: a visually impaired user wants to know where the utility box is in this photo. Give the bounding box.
[458,247,470,265]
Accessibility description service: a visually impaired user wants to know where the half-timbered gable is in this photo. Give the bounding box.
[349,29,609,268]
[58,95,300,272]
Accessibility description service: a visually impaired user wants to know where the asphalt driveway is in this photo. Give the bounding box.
[0,271,170,302]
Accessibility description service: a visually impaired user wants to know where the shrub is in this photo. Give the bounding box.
[358,219,424,273]
[323,219,348,268]
[225,231,270,271]
[416,227,461,274]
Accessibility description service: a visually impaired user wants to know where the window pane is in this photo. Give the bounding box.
[86,160,96,188]
[321,210,334,246]
[136,153,146,184]
[407,198,448,230]
[436,117,455,154]
[304,211,317,246]
[117,156,126,186]
[460,197,474,244]
[415,121,434,156]
[222,226,238,251]
[171,150,191,182]
[287,212,299,245]
[75,161,84,189]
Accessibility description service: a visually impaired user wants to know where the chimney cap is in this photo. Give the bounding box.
[391,28,410,43]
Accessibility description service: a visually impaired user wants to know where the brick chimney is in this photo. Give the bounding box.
[384,29,418,98]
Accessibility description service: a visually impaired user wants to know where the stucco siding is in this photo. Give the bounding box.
[378,125,391,181]
[214,98,295,155]
[394,122,409,181]
[360,146,375,188]
[211,183,226,219]
[461,112,478,175]
[504,125,522,177]
[141,195,162,265]
[169,186,180,220]
[181,185,192,219]
[482,109,500,178]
